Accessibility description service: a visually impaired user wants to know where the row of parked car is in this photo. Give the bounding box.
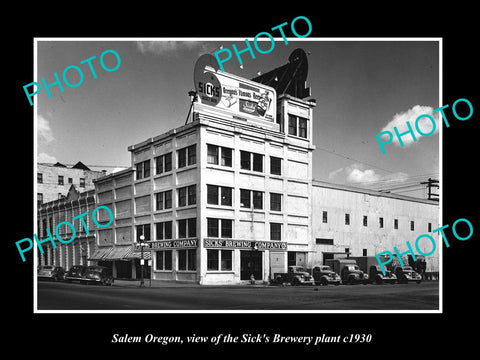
[271,262,423,286]
[37,265,114,286]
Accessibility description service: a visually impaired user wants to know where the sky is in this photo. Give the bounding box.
[36,39,440,199]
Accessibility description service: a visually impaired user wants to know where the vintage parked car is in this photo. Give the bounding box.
[37,265,65,281]
[65,265,88,283]
[311,265,341,285]
[82,266,114,286]
[394,266,422,284]
[369,265,397,284]
[272,266,315,286]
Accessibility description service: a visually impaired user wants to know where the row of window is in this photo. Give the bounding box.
[155,249,233,272]
[137,220,283,241]
[321,211,433,231]
[37,173,86,187]
[135,144,284,181]
[154,185,283,212]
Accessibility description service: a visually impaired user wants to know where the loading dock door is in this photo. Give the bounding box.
[270,252,285,279]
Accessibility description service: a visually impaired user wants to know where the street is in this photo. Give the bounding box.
[37,280,439,311]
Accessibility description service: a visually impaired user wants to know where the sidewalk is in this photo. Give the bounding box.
[113,279,272,288]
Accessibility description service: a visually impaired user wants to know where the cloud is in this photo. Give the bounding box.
[135,41,209,57]
[378,105,439,147]
[37,115,55,143]
[329,164,409,187]
[346,166,381,184]
[37,152,57,163]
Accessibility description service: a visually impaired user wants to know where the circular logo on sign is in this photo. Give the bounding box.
[198,72,221,106]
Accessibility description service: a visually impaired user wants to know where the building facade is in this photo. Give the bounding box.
[37,161,105,204]
[311,181,439,273]
[37,185,97,269]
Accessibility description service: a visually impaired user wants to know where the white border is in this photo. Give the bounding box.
[33,37,442,314]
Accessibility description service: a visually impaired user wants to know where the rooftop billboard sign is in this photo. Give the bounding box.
[193,54,276,122]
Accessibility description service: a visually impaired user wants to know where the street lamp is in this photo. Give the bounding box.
[139,235,147,287]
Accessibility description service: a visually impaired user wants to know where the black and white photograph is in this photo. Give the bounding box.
[7,6,478,355]
[33,38,441,312]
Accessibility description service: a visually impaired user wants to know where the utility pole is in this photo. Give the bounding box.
[420,178,439,201]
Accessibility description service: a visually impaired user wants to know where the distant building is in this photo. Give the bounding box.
[37,161,105,204]
[37,185,97,268]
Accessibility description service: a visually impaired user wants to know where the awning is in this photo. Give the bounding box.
[103,246,133,261]
[123,246,152,260]
[88,247,114,261]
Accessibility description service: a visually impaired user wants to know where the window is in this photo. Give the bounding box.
[270,193,282,211]
[156,190,172,210]
[240,189,250,208]
[221,250,232,270]
[37,173,43,184]
[221,147,232,167]
[178,218,196,238]
[188,218,197,238]
[58,175,64,185]
[178,249,196,271]
[240,151,250,170]
[42,219,47,237]
[207,185,219,205]
[178,187,187,207]
[298,117,307,138]
[156,221,172,240]
[207,249,219,271]
[164,153,172,172]
[207,145,232,167]
[241,189,263,209]
[178,145,196,169]
[363,249,368,256]
[270,223,282,240]
[221,187,232,206]
[136,160,150,180]
[288,114,297,136]
[207,250,233,271]
[316,238,334,245]
[155,152,173,175]
[58,193,63,199]
[322,211,328,223]
[208,185,232,206]
[345,213,350,225]
[221,219,233,238]
[410,220,415,231]
[253,191,263,209]
[394,219,398,230]
[178,148,187,168]
[68,177,73,184]
[270,156,282,175]
[207,144,219,165]
[428,222,432,232]
[37,193,43,206]
[79,178,85,188]
[156,250,172,270]
[187,145,196,166]
[136,224,151,241]
[252,153,263,172]
[207,218,233,238]
[207,218,219,237]
[187,185,196,205]
[379,217,384,228]
[363,216,368,227]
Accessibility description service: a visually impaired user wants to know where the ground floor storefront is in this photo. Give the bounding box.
[149,239,311,285]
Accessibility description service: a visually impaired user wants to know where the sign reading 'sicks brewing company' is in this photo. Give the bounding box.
[194,54,276,122]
